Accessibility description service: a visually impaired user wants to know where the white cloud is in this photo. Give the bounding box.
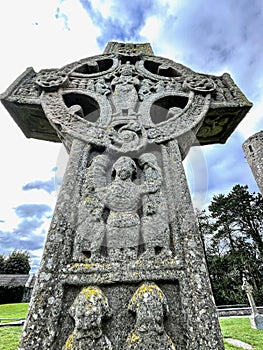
[140,16,162,42]
[237,99,263,139]
[90,0,113,18]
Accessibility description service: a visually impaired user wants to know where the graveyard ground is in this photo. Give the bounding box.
[1,304,263,349]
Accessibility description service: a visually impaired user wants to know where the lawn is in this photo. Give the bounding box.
[0,303,28,350]
[220,317,263,350]
[0,326,23,350]
[0,303,28,320]
[1,304,263,350]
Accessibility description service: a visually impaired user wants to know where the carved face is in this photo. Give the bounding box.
[128,283,170,335]
[74,303,102,331]
[112,157,136,180]
[69,287,111,334]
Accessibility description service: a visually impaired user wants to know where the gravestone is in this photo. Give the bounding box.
[1,42,252,349]
[242,275,263,330]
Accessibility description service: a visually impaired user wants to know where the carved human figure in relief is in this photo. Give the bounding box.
[93,155,159,259]
[139,153,172,258]
[125,282,176,350]
[63,286,112,350]
[100,156,142,259]
[111,61,140,117]
[73,163,106,261]
[94,154,165,259]
[73,153,170,261]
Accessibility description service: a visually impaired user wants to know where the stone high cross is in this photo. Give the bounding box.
[1,42,252,349]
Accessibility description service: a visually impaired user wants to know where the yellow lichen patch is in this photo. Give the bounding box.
[84,197,93,203]
[80,286,107,303]
[133,259,142,266]
[126,331,140,343]
[131,282,164,305]
[72,263,98,269]
[64,333,75,349]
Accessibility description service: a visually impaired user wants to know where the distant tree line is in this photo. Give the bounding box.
[0,250,31,303]
[0,250,31,274]
[197,185,263,306]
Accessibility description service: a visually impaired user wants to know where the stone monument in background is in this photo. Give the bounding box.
[242,274,263,330]
[243,131,263,194]
[1,42,252,349]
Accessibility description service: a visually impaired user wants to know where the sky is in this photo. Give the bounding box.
[0,0,263,272]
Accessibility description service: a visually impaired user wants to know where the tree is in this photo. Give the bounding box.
[0,254,5,274]
[209,185,263,257]
[4,250,31,274]
[196,185,263,305]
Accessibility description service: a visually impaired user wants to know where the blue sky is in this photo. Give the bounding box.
[0,0,262,272]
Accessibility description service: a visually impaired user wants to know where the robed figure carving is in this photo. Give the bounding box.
[73,153,171,262]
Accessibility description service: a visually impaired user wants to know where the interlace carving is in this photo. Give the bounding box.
[36,69,68,90]
[183,75,216,93]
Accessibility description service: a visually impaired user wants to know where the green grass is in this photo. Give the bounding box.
[220,317,263,350]
[0,303,28,319]
[0,326,23,350]
[1,305,263,350]
[0,303,28,350]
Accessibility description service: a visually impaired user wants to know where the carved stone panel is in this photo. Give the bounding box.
[73,152,172,263]
[125,282,176,350]
[54,282,183,350]
[62,286,112,350]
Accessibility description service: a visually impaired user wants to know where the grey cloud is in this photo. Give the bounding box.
[0,230,45,251]
[0,217,47,252]
[0,204,51,262]
[13,218,44,236]
[79,0,156,48]
[200,132,259,203]
[156,0,263,100]
[23,177,55,194]
[14,204,52,219]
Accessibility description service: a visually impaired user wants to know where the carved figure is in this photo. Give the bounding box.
[95,78,111,95]
[125,282,176,349]
[95,156,142,260]
[83,154,163,260]
[87,78,96,92]
[138,78,155,101]
[63,286,112,350]
[111,62,140,117]
[73,163,106,261]
[138,153,172,258]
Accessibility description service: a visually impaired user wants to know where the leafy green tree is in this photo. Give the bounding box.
[0,254,5,274]
[196,185,263,305]
[4,250,31,274]
[209,185,263,256]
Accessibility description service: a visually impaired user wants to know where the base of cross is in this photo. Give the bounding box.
[250,313,263,330]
